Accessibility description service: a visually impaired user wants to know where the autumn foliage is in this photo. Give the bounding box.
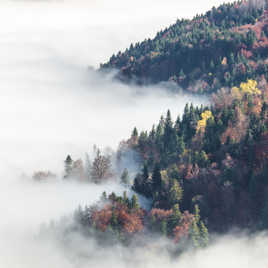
[197,110,214,133]
[125,78,267,233]
[75,190,209,247]
[101,1,268,94]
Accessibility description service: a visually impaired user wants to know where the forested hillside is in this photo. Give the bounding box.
[58,78,267,249]
[101,0,268,93]
[43,0,268,253]
[118,79,268,233]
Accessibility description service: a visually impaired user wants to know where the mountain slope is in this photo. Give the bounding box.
[118,79,268,232]
[101,1,268,93]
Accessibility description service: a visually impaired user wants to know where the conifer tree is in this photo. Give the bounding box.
[131,194,139,210]
[132,127,138,138]
[163,110,176,148]
[152,163,162,191]
[64,155,73,178]
[177,136,185,156]
[191,220,201,248]
[194,204,201,222]
[123,191,129,206]
[111,209,118,227]
[200,221,209,247]
[175,115,181,132]
[161,220,167,236]
[169,179,183,206]
[170,204,182,229]
[120,168,130,185]
[142,163,149,181]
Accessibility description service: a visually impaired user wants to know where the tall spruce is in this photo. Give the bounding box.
[120,168,130,185]
[152,163,162,191]
[64,155,73,178]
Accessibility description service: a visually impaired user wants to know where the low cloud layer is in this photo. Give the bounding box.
[1,1,266,268]
[2,222,268,268]
[0,0,211,174]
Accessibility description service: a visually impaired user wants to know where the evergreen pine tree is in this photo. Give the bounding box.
[191,220,201,248]
[142,163,149,181]
[200,221,209,247]
[194,204,201,222]
[120,168,130,185]
[161,220,167,236]
[64,155,73,178]
[152,163,162,191]
[131,194,139,210]
[177,136,185,156]
[132,127,138,137]
[170,204,182,229]
[123,191,129,206]
[175,115,181,133]
[111,209,118,227]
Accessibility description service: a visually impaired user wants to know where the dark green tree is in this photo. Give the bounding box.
[120,168,130,185]
[64,155,73,178]
[131,194,139,210]
[132,127,138,138]
[161,220,168,236]
[152,163,162,191]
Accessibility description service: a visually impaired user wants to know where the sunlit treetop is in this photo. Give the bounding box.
[197,110,214,132]
[231,79,261,99]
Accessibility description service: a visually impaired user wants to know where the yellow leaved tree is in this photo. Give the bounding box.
[197,110,214,132]
[231,79,261,99]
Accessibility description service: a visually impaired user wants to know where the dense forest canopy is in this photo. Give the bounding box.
[125,78,268,233]
[47,77,267,249]
[101,0,268,93]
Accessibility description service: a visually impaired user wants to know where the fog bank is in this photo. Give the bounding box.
[2,1,264,268]
[2,226,268,268]
[0,0,213,174]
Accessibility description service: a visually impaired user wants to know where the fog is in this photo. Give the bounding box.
[0,0,216,174]
[2,0,268,267]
